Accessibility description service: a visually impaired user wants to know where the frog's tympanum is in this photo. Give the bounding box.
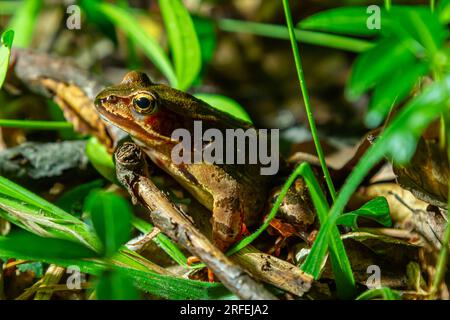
[95,71,276,251]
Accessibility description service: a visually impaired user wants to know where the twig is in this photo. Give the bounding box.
[114,142,277,300]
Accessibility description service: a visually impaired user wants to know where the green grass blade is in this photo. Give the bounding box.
[299,163,356,299]
[0,176,102,252]
[7,0,42,48]
[194,93,252,124]
[218,19,374,53]
[97,3,177,86]
[0,29,14,89]
[0,119,73,130]
[302,76,450,280]
[132,216,188,267]
[159,0,201,90]
[356,287,401,300]
[282,0,336,201]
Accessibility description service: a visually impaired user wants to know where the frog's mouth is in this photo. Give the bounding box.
[95,98,172,145]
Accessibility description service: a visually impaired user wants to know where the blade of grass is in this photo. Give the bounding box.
[356,287,401,300]
[7,0,42,48]
[218,19,374,53]
[301,76,450,280]
[430,114,450,298]
[281,0,336,201]
[96,3,177,86]
[159,0,201,90]
[0,119,73,130]
[0,234,231,299]
[0,29,14,89]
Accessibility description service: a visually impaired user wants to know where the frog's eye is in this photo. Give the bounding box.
[132,93,158,114]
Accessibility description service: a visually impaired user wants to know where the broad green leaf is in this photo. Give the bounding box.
[96,270,140,300]
[85,137,116,183]
[57,179,104,216]
[438,0,450,23]
[7,0,42,48]
[0,29,14,89]
[86,191,132,256]
[97,3,177,86]
[366,62,428,128]
[337,197,391,228]
[0,230,98,260]
[347,36,418,99]
[159,0,201,90]
[17,261,43,277]
[298,6,387,36]
[388,6,446,55]
[356,287,401,300]
[302,76,450,280]
[194,93,252,124]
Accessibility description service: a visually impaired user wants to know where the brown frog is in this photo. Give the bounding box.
[94,71,279,251]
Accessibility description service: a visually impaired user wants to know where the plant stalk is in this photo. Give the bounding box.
[281,0,336,201]
[218,19,374,53]
[430,114,450,298]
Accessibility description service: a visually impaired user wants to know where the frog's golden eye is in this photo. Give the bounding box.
[132,93,158,114]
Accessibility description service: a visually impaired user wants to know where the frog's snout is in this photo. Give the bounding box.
[94,94,118,109]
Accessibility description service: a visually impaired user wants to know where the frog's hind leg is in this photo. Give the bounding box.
[211,194,245,252]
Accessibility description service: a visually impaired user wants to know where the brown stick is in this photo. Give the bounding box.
[114,142,277,300]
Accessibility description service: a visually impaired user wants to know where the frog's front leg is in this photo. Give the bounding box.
[211,192,245,252]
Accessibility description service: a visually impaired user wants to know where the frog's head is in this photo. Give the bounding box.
[95,71,184,145]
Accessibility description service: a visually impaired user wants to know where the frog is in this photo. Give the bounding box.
[95,71,276,252]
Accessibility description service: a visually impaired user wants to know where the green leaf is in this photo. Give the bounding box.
[194,93,253,124]
[85,137,116,183]
[438,0,450,23]
[366,62,428,128]
[0,29,14,89]
[159,0,202,90]
[298,6,387,36]
[388,6,446,55]
[57,180,104,216]
[0,230,98,260]
[192,16,217,74]
[302,76,450,280]
[17,261,43,277]
[299,163,356,299]
[347,36,418,100]
[96,270,140,300]
[96,3,177,86]
[86,191,132,256]
[356,287,401,300]
[7,0,42,48]
[337,197,391,228]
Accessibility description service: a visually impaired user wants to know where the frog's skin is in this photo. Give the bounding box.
[95,71,271,251]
